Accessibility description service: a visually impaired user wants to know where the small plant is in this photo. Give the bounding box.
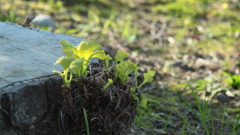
[53,39,107,87]
[114,52,140,85]
[101,79,113,91]
[223,72,240,89]
[53,39,155,134]
[139,70,156,88]
[53,39,155,89]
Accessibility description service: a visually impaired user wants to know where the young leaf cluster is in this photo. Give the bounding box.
[114,50,156,88]
[53,39,107,87]
[113,51,156,107]
[53,39,156,95]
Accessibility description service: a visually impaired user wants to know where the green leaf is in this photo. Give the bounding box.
[102,79,113,91]
[115,63,129,84]
[130,88,136,94]
[115,50,129,63]
[69,58,85,78]
[139,70,156,88]
[75,48,106,62]
[139,99,147,108]
[54,56,75,71]
[60,40,75,54]
[124,61,139,75]
[75,39,102,51]
[222,72,233,85]
[75,48,94,59]
[134,71,140,86]
[64,71,73,88]
[65,29,78,34]
[132,95,139,102]
[53,56,75,88]
[104,54,112,61]
[115,60,140,85]
[91,50,106,60]
[104,55,112,71]
[130,88,136,92]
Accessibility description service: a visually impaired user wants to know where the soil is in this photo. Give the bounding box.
[51,60,140,135]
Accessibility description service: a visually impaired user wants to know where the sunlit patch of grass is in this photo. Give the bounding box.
[151,0,210,18]
[142,81,240,134]
[54,2,138,43]
[0,0,19,22]
[177,82,240,134]
[149,0,239,61]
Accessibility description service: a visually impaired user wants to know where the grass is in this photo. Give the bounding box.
[187,83,210,135]
[83,108,90,135]
[1,0,240,134]
[231,115,240,135]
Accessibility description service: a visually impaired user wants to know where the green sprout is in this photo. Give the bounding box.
[139,70,156,88]
[72,40,106,77]
[53,40,156,111]
[114,50,139,85]
[53,39,107,87]
[134,71,140,86]
[139,98,147,108]
[130,87,136,94]
[130,88,139,102]
[115,60,140,85]
[52,56,75,88]
[101,79,113,91]
[104,55,112,72]
[114,51,156,87]
[63,39,107,78]
[69,58,85,78]
[60,40,76,57]
[115,50,129,63]
[130,88,147,108]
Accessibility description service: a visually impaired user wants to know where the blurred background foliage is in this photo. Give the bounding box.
[1,0,240,134]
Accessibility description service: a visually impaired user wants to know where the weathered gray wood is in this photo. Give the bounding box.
[0,22,83,88]
[0,22,83,134]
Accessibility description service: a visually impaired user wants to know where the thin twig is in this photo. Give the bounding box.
[0,107,9,115]
[150,21,167,39]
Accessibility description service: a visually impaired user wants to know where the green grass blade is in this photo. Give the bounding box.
[187,82,210,135]
[83,108,90,135]
[230,115,240,135]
